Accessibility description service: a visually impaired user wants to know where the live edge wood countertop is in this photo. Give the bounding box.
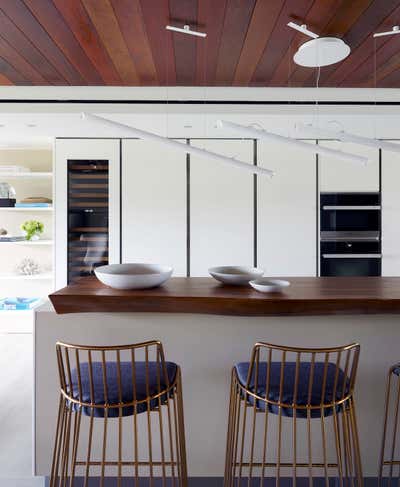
[48,276,400,316]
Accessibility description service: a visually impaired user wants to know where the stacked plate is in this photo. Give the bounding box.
[208,266,290,293]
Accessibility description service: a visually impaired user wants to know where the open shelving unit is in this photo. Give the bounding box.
[0,147,54,303]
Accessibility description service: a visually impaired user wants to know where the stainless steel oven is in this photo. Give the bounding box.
[319,193,381,276]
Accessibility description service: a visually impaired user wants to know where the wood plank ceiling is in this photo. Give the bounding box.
[0,0,399,87]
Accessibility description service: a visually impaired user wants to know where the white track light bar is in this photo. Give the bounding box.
[374,25,400,38]
[287,22,319,39]
[82,114,273,177]
[166,25,207,38]
[298,123,400,154]
[218,120,369,166]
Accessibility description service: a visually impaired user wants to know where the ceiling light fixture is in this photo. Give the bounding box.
[287,22,319,39]
[374,25,400,38]
[288,21,351,67]
[218,120,369,165]
[298,123,400,154]
[166,25,206,38]
[82,113,274,177]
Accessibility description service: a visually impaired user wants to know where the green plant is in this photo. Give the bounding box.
[21,220,44,240]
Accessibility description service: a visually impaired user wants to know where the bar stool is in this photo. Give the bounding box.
[50,340,187,486]
[224,342,362,486]
[379,363,400,486]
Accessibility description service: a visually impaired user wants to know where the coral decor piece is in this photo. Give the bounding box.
[16,258,40,276]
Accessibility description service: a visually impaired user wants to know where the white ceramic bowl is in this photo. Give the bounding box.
[249,278,290,293]
[208,266,264,285]
[94,263,173,290]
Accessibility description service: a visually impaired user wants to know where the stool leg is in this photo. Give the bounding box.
[348,400,363,486]
[68,408,82,487]
[224,369,239,487]
[176,368,188,487]
[50,396,67,487]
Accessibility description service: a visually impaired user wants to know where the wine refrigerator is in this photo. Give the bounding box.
[67,160,109,283]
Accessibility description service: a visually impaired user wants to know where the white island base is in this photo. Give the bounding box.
[35,302,399,484]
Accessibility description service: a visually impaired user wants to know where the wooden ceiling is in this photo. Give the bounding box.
[0,0,400,88]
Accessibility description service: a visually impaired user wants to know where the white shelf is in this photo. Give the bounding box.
[0,272,53,280]
[0,172,52,178]
[0,207,53,212]
[13,239,53,246]
[0,239,53,246]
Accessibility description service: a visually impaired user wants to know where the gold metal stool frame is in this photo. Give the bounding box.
[379,362,400,486]
[224,341,362,487]
[50,340,187,487]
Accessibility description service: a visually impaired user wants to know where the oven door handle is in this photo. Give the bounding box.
[322,253,382,259]
[322,205,381,210]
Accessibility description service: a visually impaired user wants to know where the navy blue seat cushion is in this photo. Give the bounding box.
[235,362,349,418]
[68,361,177,417]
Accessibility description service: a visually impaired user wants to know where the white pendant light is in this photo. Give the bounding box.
[288,21,350,68]
[293,37,350,67]
[166,25,206,38]
[82,113,274,177]
[297,123,400,154]
[217,120,369,165]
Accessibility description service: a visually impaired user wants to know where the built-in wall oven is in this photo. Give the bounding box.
[320,193,381,277]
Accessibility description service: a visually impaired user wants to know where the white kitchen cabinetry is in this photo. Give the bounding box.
[318,141,379,192]
[121,139,187,276]
[0,318,33,478]
[190,139,254,276]
[257,140,317,276]
[55,139,120,288]
[382,143,400,276]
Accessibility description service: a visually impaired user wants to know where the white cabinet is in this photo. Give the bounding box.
[0,327,33,478]
[257,140,317,276]
[382,144,400,276]
[121,139,187,276]
[190,140,254,276]
[55,139,120,288]
[319,141,379,192]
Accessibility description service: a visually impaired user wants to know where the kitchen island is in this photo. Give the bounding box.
[35,277,400,482]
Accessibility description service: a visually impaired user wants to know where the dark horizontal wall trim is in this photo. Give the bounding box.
[2,99,400,106]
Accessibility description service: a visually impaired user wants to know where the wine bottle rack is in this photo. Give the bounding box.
[68,160,109,283]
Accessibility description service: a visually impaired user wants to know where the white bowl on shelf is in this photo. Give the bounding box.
[249,278,290,293]
[208,266,264,285]
[94,263,173,290]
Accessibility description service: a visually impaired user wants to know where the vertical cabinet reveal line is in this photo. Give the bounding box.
[316,141,320,277]
[119,138,122,264]
[253,139,257,268]
[186,139,191,277]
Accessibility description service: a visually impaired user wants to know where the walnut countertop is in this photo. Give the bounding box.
[48,276,400,316]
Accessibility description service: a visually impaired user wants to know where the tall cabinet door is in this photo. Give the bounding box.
[190,139,254,276]
[258,140,317,276]
[55,139,120,288]
[318,141,379,192]
[121,140,187,276]
[382,143,400,276]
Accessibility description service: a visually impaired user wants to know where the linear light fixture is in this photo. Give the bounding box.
[298,123,400,154]
[374,25,400,38]
[166,25,207,38]
[218,120,369,165]
[287,21,319,39]
[82,113,274,177]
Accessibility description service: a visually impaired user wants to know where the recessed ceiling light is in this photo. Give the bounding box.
[26,123,37,128]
